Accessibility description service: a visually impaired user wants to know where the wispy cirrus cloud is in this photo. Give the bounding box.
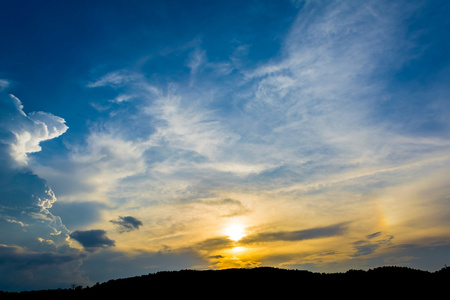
[86,70,142,88]
[20,0,450,283]
[145,91,241,161]
[48,0,450,254]
[0,79,10,91]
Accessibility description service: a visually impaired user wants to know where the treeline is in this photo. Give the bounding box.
[2,266,450,298]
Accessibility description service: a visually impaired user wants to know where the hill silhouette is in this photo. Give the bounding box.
[2,266,450,298]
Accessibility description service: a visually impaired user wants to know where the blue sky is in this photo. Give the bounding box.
[1,0,450,292]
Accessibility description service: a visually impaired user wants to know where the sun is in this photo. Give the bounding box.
[224,223,246,241]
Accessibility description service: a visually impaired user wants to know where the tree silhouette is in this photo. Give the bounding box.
[1,266,448,298]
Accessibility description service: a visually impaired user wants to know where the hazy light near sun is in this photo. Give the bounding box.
[231,246,246,253]
[224,223,246,241]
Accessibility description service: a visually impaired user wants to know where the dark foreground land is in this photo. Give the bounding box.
[2,266,450,298]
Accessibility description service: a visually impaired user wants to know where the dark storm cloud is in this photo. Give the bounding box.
[239,223,348,244]
[110,216,143,232]
[0,244,82,267]
[70,230,115,251]
[0,245,87,292]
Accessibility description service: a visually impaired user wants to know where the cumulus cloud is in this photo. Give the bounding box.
[0,92,86,290]
[70,230,115,251]
[110,216,143,232]
[0,93,70,248]
[0,93,68,166]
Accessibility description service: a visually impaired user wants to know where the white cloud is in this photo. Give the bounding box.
[0,91,74,254]
[0,79,10,91]
[21,0,449,280]
[68,0,448,213]
[52,2,449,223]
[110,94,133,103]
[67,131,147,203]
[236,0,450,174]
[146,92,240,161]
[187,47,206,75]
[87,70,141,88]
[0,92,91,291]
[2,94,68,166]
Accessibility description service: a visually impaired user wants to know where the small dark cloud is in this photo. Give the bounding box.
[366,232,382,239]
[350,233,394,257]
[351,242,380,257]
[70,230,115,251]
[110,216,143,232]
[239,223,348,244]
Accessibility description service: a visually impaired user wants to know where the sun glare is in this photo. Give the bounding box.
[231,246,246,253]
[224,223,246,241]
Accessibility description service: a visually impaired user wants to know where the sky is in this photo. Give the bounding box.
[1,0,450,292]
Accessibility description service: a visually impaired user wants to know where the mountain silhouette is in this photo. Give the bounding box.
[2,266,449,298]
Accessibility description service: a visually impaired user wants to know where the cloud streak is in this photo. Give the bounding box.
[239,223,348,244]
[350,233,394,257]
[86,70,141,88]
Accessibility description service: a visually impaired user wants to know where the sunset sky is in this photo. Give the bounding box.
[1,0,450,292]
